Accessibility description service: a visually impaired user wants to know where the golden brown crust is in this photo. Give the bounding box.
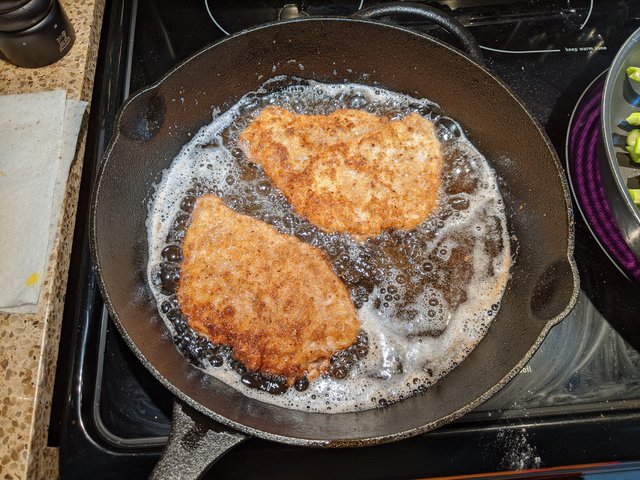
[240,106,444,238]
[176,195,360,383]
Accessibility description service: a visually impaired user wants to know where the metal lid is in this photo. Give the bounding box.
[0,0,53,32]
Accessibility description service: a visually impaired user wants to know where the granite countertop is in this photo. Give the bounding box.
[0,1,105,478]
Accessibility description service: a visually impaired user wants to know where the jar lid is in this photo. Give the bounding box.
[0,0,54,32]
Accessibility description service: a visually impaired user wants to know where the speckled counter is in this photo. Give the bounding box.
[0,1,105,478]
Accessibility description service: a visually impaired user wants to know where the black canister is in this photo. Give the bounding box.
[0,0,75,68]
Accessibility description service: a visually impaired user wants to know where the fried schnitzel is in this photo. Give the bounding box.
[176,194,360,383]
[239,106,444,238]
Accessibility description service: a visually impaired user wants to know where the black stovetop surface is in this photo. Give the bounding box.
[52,1,640,478]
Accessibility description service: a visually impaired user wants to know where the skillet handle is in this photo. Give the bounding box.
[351,2,483,65]
[149,401,247,480]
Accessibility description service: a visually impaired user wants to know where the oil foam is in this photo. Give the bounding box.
[146,77,511,413]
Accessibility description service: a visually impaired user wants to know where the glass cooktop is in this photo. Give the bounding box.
[51,1,640,478]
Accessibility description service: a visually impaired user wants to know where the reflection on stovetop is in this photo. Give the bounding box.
[200,0,620,34]
[54,0,640,478]
[203,0,364,35]
[478,292,640,414]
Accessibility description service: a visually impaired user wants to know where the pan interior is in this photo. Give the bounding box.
[93,18,577,444]
[146,78,512,414]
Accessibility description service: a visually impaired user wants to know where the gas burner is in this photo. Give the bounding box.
[204,0,363,35]
[566,71,640,282]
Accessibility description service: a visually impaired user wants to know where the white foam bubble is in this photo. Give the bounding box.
[146,77,511,413]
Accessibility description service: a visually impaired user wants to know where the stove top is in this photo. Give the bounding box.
[51,1,640,478]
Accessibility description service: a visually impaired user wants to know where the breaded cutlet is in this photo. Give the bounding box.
[239,106,443,238]
[176,194,360,383]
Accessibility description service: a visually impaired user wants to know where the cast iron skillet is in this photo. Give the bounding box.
[601,26,640,260]
[90,4,579,479]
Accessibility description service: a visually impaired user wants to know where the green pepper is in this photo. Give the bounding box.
[627,129,640,146]
[628,66,640,83]
[625,144,640,163]
[626,112,640,125]
[625,129,640,163]
[630,189,640,206]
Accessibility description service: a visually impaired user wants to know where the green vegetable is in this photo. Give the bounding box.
[625,144,640,163]
[630,189,640,206]
[628,66,640,83]
[625,130,640,163]
[626,129,640,147]
[627,113,640,125]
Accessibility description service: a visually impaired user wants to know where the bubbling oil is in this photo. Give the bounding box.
[146,77,511,413]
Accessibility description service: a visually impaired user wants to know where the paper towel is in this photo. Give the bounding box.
[0,90,87,313]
